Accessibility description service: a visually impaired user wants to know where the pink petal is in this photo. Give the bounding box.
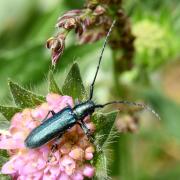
[77,136,89,149]
[71,171,83,180]
[43,173,57,180]
[31,107,46,120]
[61,156,76,176]
[46,93,62,111]
[11,113,23,126]
[37,158,46,170]
[49,165,60,176]
[1,158,16,174]
[17,175,27,180]
[86,122,96,133]
[59,172,70,180]
[33,171,43,180]
[0,138,24,149]
[21,162,42,175]
[83,165,95,178]
[69,146,84,161]
[60,143,72,154]
[85,152,93,160]
[25,121,38,130]
[39,146,50,160]
[46,94,73,113]
[59,96,73,109]
[13,157,26,172]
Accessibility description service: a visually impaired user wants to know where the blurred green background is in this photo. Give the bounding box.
[0,0,180,179]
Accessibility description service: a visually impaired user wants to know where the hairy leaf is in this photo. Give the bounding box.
[0,121,10,130]
[0,175,11,180]
[62,62,87,100]
[0,150,9,167]
[8,80,45,108]
[92,111,118,180]
[0,150,10,180]
[92,111,118,147]
[48,70,62,94]
[0,105,21,121]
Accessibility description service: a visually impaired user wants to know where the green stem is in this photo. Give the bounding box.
[113,59,123,97]
[118,134,134,180]
[111,52,134,180]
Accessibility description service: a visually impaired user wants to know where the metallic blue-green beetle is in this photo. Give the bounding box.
[25,20,159,150]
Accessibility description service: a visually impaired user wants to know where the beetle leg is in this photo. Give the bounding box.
[48,133,62,162]
[66,103,72,108]
[42,110,56,122]
[51,133,63,152]
[77,121,102,152]
[50,143,58,153]
[77,121,92,139]
[51,110,56,116]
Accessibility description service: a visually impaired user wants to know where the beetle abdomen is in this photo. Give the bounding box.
[25,107,76,148]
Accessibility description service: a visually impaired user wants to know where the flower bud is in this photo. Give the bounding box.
[83,165,95,178]
[46,33,66,66]
[116,115,139,133]
[93,5,106,16]
[69,146,84,160]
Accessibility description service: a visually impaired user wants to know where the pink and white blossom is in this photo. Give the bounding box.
[0,93,95,180]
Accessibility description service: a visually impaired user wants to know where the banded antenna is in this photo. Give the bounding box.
[95,100,161,120]
[89,20,116,100]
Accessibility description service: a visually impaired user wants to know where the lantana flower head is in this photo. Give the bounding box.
[0,93,95,180]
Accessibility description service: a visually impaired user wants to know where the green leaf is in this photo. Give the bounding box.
[0,150,9,167]
[0,150,10,180]
[62,62,87,100]
[92,111,118,147]
[48,70,62,95]
[92,111,118,180]
[8,80,45,108]
[0,105,21,121]
[0,121,10,130]
[0,174,11,180]
[93,151,111,180]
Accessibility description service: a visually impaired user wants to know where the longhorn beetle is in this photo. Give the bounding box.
[25,20,160,150]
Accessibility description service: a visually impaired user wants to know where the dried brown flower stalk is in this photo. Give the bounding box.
[47,0,135,72]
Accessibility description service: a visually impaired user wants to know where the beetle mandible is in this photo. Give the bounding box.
[25,20,159,150]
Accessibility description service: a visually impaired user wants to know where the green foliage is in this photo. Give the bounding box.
[92,111,118,147]
[62,63,87,101]
[8,80,45,108]
[0,150,10,180]
[0,175,11,180]
[0,150,9,168]
[92,111,118,180]
[0,105,21,121]
[48,70,62,94]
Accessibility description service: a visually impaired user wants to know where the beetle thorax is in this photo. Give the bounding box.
[73,100,95,120]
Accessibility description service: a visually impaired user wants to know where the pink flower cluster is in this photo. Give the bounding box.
[0,93,96,180]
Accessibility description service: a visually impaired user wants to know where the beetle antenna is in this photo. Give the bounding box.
[95,100,161,120]
[89,20,116,100]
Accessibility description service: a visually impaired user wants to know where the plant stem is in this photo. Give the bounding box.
[118,134,134,180]
[111,41,135,180]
